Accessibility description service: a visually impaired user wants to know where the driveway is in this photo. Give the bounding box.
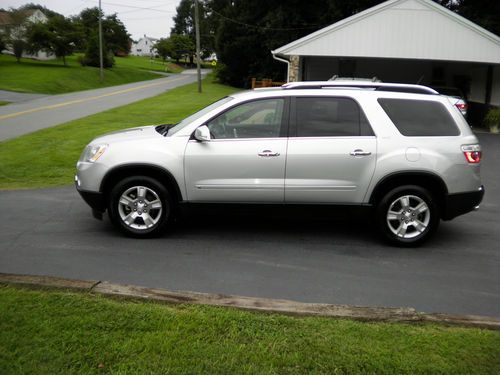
[0,71,207,142]
[0,133,498,317]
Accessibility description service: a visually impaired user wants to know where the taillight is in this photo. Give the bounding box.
[456,103,468,111]
[461,144,481,164]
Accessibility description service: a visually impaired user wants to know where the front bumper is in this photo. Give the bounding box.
[442,185,484,220]
[76,176,106,219]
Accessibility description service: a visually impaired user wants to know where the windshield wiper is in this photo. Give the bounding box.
[155,124,175,136]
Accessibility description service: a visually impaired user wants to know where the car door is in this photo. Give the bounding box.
[285,96,377,204]
[184,97,289,202]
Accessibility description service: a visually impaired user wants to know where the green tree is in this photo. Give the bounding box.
[169,34,195,64]
[81,32,114,68]
[27,15,80,65]
[154,38,174,61]
[74,7,130,55]
[3,8,30,62]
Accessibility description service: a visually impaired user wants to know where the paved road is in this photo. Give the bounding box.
[0,90,48,103]
[0,133,498,316]
[0,70,208,142]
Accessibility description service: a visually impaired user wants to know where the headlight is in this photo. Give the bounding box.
[80,144,108,162]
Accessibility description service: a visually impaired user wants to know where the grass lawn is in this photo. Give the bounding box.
[114,55,184,74]
[0,101,10,106]
[0,75,238,189]
[0,285,498,375]
[0,54,162,94]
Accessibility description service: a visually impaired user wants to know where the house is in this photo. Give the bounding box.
[131,35,158,57]
[0,8,53,60]
[272,0,500,122]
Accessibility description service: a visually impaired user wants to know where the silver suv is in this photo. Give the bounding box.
[76,81,484,246]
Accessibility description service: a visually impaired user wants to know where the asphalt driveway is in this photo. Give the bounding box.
[0,133,498,317]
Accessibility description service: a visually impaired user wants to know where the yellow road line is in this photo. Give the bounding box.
[0,76,186,121]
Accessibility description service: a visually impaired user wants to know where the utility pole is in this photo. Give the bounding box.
[98,0,104,82]
[194,0,202,93]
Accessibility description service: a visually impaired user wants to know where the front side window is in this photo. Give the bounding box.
[207,98,285,139]
[295,97,373,137]
[378,98,460,136]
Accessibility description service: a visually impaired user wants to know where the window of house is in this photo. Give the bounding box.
[207,98,285,139]
[295,97,373,137]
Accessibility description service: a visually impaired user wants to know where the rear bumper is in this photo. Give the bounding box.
[442,185,484,220]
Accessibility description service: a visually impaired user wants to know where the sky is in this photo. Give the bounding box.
[1,0,182,40]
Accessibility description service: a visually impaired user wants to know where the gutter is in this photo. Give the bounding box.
[271,52,290,82]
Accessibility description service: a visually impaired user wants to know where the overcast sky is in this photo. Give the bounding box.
[2,0,182,40]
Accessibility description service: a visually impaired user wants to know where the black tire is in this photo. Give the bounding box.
[108,176,173,237]
[376,185,439,247]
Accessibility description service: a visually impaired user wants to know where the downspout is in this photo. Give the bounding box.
[272,52,290,82]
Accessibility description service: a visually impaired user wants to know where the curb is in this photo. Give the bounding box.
[1,273,499,330]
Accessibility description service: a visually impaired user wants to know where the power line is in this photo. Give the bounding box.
[210,9,326,31]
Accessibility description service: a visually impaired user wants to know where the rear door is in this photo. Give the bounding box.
[285,96,377,203]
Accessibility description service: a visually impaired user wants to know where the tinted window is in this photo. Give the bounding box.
[207,98,284,139]
[296,97,373,137]
[378,98,459,136]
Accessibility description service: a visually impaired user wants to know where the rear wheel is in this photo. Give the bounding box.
[376,185,439,246]
[108,176,173,237]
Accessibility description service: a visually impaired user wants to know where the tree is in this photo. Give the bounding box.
[74,8,130,55]
[27,15,80,65]
[171,0,214,59]
[169,34,195,64]
[81,32,114,68]
[3,8,30,62]
[154,38,174,61]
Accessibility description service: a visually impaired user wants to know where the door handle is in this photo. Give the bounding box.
[258,150,280,157]
[350,149,372,157]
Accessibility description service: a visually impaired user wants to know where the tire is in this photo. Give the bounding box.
[376,185,439,247]
[108,176,173,237]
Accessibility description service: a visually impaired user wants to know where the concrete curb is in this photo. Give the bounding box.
[1,273,499,330]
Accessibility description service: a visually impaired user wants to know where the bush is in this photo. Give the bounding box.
[484,107,500,133]
[80,33,114,68]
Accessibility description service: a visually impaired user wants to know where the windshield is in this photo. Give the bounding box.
[167,96,234,136]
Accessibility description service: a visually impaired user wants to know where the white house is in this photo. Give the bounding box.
[131,35,158,57]
[0,8,53,60]
[272,0,500,122]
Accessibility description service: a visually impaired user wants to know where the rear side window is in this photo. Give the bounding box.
[295,97,374,137]
[378,98,459,136]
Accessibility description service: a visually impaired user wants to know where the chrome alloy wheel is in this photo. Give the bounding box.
[117,185,163,230]
[386,195,430,239]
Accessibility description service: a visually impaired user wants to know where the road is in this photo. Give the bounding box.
[0,133,498,317]
[0,70,209,142]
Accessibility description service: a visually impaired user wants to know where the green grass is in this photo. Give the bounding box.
[0,101,10,106]
[0,54,162,94]
[0,75,238,189]
[114,55,184,74]
[0,285,498,375]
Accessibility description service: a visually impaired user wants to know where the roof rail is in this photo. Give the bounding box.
[281,81,438,95]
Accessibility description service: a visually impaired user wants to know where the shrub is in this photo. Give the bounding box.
[484,107,500,133]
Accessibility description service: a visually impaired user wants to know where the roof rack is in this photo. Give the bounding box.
[281,81,438,95]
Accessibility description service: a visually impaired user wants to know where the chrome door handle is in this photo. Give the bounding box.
[350,149,372,157]
[258,150,280,157]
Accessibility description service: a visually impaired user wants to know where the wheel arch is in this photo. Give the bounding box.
[100,164,183,204]
[369,171,448,216]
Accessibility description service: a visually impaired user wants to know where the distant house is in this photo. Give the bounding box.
[131,35,158,57]
[0,8,54,60]
[272,0,500,121]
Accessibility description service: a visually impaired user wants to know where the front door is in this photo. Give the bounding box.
[185,97,288,202]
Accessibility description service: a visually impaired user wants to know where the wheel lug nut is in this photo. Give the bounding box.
[134,208,136,211]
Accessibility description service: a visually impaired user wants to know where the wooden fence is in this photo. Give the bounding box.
[251,78,286,89]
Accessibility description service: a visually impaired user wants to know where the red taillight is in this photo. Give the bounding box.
[456,103,468,111]
[462,145,481,164]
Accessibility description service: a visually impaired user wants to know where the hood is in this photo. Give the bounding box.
[91,125,160,144]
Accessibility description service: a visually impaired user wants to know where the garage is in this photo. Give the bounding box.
[271,0,500,124]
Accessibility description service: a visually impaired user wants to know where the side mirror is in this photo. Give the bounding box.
[194,125,211,142]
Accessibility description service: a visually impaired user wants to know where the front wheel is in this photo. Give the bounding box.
[108,176,173,237]
[376,185,439,247]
